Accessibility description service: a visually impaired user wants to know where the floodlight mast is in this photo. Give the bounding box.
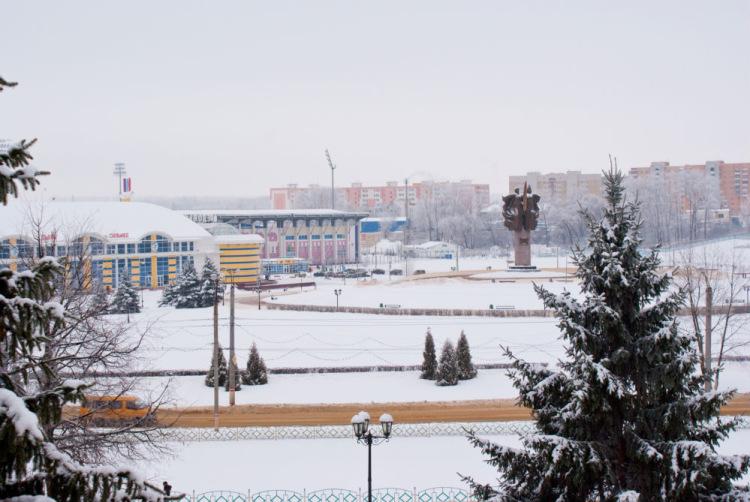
[326,149,336,210]
[113,163,126,200]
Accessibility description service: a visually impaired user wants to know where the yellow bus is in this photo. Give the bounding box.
[79,395,155,426]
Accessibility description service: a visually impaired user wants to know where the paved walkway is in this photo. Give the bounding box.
[158,393,750,428]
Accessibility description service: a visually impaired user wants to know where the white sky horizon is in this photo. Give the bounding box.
[3,1,749,200]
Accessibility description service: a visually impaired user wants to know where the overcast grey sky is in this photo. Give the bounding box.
[3,1,749,199]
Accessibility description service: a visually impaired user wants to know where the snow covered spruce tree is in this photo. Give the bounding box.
[198,259,224,308]
[465,167,749,500]
[204,344,228,387]
[435,340,458,386]
[456,330,477,380]
[242,342,268,385]
[109,273,140,314]
[420,328,438,380]
[0,76,157,499]
[158,279,177,307]
[161,262,201,308]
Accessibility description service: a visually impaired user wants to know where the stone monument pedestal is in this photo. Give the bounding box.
[508,228,538,272]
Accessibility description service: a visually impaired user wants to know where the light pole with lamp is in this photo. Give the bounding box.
[334,288,342,311]
[351,411,393,502]
[211,272,220,430]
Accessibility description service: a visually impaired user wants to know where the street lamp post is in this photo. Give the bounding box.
[351,411,393,502]
[334,288,342,311]
[211,272,219,430]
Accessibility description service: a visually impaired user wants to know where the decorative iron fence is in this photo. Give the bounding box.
[163,421,537,442]
[176,487,475,502]
[163,418,749,443]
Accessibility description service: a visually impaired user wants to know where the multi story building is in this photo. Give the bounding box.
[269,180,490,214]
[629,160,750,215]
[508,171,603,203]
[0,202,263,289]
[181,209,368,266]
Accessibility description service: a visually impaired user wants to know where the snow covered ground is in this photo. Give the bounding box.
[122,370,518,407]
[140,430,750,493]
[359,255,566,274]
[116,288,750,407]
[268,278,577,310]
[126,362,750,408]
[125,290,565,371]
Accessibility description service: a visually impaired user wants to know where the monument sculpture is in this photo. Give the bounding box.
[502,182,540,270]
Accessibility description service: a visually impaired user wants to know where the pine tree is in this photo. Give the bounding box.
[167,262,202,309]
[198,259,224,308]
[435,340,458,386]
[204,343,228,387]
[466,167,750,500]
[159,278,177,306]
[110,273,140,314]
[420,328,438,380]
[0,76,157,499]
[242,342,268,385]
[456,330,477,380]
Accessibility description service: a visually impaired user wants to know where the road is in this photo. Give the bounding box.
[157,393,750,428]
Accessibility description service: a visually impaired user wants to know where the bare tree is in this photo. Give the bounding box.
[17,202,173,464]
[676,245,750,390]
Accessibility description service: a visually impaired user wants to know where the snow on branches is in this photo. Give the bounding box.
[466,166,750,500]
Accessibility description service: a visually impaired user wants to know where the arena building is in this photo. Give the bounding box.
[181,209,368,266]
[0,202,263,289]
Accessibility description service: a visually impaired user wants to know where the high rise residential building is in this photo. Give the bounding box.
[269,180,490,214]
[508,171,603,203]
[629,160,750,215]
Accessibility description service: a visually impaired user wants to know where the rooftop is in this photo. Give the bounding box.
[1,201,211,241]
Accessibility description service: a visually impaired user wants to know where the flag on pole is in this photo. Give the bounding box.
[123,177,132,193]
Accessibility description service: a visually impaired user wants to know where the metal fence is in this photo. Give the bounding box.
[163,421,537,442]
[177,487,474,502]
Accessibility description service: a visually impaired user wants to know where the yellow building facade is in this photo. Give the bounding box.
[0,202,265,290]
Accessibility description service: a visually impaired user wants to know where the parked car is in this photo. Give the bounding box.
[390,269,403,276]
[413,269,426,275]
[313,271,326,277]
[345,269,369,278]
[371,268,385,275]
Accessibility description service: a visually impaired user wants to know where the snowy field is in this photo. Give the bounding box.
[126,363,750,408]
[126,290,565,371]
[115,286,750,407]
[359,255,565,274]
[268,278,578,310]
[140,430,750,493]
[123,370,518,407]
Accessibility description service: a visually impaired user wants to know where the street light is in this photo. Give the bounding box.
[334,288,342,311]
[351,411,393,502]
[211,272,219,430]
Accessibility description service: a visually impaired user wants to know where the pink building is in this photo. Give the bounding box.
[270,180,490,214]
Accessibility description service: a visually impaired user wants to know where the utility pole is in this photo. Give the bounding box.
[113,162,126,201]
[455,243,459,272]
[705,280,713,392]
[326,149,336,210]
[228,271,236,406]
[211,273,219,430]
